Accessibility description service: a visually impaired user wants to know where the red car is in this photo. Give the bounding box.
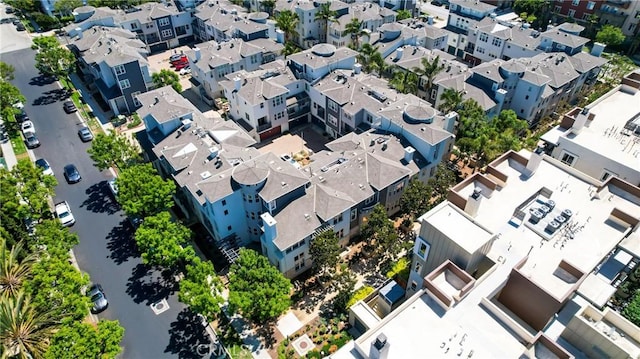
[170,55,188,66]
[174,61,189,70]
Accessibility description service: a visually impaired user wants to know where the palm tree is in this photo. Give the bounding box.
[275,10,299,44]
[314,2,339,43]
[0,292,59,359]
[396,9,412,21]
[439,88,465,115]
[413,55,445,93]
[357,44,381,73]
[1,239,37,299]
[390,68,418,94]
[260,0,276,16]
[282,41,301,58]
[344,18,368,50]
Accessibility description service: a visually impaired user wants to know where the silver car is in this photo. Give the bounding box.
[87,284,108,313]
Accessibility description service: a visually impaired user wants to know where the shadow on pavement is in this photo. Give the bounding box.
[32,88,71,106]
[165,308,212,359]
[126,263,179,305]
[81,182,119,215]
[106,220,139,265]
[29,74,56,86]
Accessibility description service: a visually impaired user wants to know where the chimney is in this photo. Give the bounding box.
[233,77,242,92]
[571,108,589,134]
[524,147,544,177]
[404,146,415,162]
[443,111,458,133]
[464,187,483,217]
[591,42,606,57]
[353,63,362,74]
[194,47,201,62]
[395,47,404,61]
[370,334,390,359]
[261,212,277,240]
[427,16,434,25]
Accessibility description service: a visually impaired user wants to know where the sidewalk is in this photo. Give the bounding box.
[68,72,114,132]
[0,141,17,169]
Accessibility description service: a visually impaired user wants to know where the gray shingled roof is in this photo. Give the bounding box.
[508,26,543,49]
[119,2,179,23]
[471,60,505,83]
[257,153,311,202]
[333,2,395,31]
[473,17,512,40]
[75,27,148,67]
[540,29,589,49]
[365,152,411,190]
[137,86,198,124]
[533,53,580,88]
[287,46,358,70]
[272,192,321,251]
[568,52,608,74]
[449,0,496,13]
[219,62,296,105]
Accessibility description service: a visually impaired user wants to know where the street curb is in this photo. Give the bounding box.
[68,248,99,324]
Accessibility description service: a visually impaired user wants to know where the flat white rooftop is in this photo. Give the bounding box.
[424,202,493,254]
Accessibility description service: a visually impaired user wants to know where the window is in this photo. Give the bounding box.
[525,95,529,100]
[227,225,232,231]
[364,195,375,205]
[554,5,561,13]
[415,262,421,272]
[158,18,170,26]
[491,38,502,47]
[600,170,616,181]
[224,210,229,215]
[350,208,357,221]
[327,100,339,112]
[131,23,138,30]
[479,33,488,42]
[568,9,575,18]
[572,0,579,5]
[586,1,595,10]
[131,91,141,106]
[119,79,131,89]
[410,281,417,291]
[222,200,227,206]
[560,151,576,166]
[161,29,173,37]
[114,65,126,75]
[477,47,485,54]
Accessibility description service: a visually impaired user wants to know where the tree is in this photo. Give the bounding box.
[331,267,356,313]
[45,320,124,359]
[622,291,640,326]
[0,159,57,222]
[389,68,418,94]
[33,37,76,81]
[228,249,291,322]
[357,44,385,75]
[281,41,301,59]
[31,219,79,260]
[0,81,25,111]
[53,0,82,16]
[361,204,399,260]
[87,130,140,172]
[260,0,276,16]
[438,88,464,114]
[178,257,224,322]
[23,256,90,323]
[116,163,176,218]
[0,292,59,359]
[425,163,457,208]
[399,178,430,220]
[4,0,38,12]
[152,69,182,93]
[414,55,445,93]
[134,211,194,268]
[314,2,339,43]
[0,62,15,82]
[344,18,367,50]
[513,0,551,29]
[309,230,340,275]
[275,10,299,44]
[596,25,626,47]
[396,9,412,21]
[1,239,37,298]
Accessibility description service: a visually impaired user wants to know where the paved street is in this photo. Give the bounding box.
[1,7,211,357]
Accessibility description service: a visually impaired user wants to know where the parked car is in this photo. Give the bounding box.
[6,6,15,14]
[12,18,21,26]
[179,66,191,75]
[24,132,40,149]
[170,54,187,64]
[16,110,29,123]
[87,284,108,313]
[174,61,189,71]
[107,178,118,197]
[15,23,25,31]
[63,164,81,183]
[63,100,77,113]
[35,158,54,176]
[55,201,76,227]
[21,120,35,134]
[78,126,93,142]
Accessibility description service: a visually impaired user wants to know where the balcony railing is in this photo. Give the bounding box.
[257,122,272,132]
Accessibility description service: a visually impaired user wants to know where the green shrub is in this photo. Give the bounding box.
[622,289,640,327]
[346,286,374,308]
[386,257,411,282]
[30,12,60,30]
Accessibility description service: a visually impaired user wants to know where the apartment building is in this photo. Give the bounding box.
[335,147,640,359]
[219,60,307,141]
[446,0,497,57]
[274,0,350,49]
[69,27,153,115]
[192,1,249,42]
[539,71,640,186]
[186,38,284,100]
[327,2,396,48]
[597,0,640,36]
[65,3,194,53]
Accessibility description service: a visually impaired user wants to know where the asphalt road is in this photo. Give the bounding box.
[1,8,211,357]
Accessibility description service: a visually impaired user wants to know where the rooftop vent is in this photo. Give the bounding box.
[304,213,311,220]
[200,171,212,179]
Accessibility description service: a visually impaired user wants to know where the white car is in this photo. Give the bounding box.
[55,201,75,227]
[21,120,35,134]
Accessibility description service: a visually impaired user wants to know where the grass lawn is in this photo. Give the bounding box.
[226,344,252,359]
[10,135,27,156]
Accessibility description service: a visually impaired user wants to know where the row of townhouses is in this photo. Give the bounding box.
[333,70,640,359]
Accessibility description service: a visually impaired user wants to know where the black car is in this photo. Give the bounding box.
[15,23,25,31]
[63,100,77,113]
[6,6,15,14]
[16,110,29,123]
[431,0,443,5]
[24,132,40,149]
[87,284,108,313]
[63,164,81,184]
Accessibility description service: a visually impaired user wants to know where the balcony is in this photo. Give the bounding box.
[257,121,272,133]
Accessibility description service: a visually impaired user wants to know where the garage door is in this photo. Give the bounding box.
[289,116,308,129]
[259,126,281,141]
[149,42,168,54]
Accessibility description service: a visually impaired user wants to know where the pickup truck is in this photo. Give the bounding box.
[55,201,76,227]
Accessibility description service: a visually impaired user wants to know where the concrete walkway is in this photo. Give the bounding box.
[0,141,18,169]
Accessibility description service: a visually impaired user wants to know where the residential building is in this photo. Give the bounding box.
[596,0,640,36]
[187,38,284,100]
[335,147,640,359]
[192,1,249,42]
[539,71,640,186]
[274,0,350,49]
[69,27,152,115]
[445,0,497,57]
[554,0,601,23]
[220,60,307,142]
[327,2,396,48]
[287,44,359,84]
[64,3,194,53]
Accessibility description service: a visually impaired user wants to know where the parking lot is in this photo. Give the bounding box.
[147,45,194,94]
